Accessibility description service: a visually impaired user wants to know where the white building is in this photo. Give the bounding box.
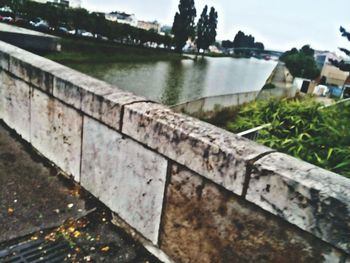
[69,0,81,8]
[31,0,81,8]
[137,20,160,32]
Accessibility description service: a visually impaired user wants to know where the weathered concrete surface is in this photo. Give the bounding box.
[0,70,30,141]
[0,23,60,51]
[123,102,273,196]
[160,164,346,263]
[246,153,350,254]
[81,117,168,245]
[30,88,82,180]
[0,122,86,242]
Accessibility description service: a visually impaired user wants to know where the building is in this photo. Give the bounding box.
[315,51,339,69]
[69,0,81,8]
[320,64,349,86]
[314,51,349,86]
[105,11,137,27]
[31,0,81,8]
[137,20,160,32]
[50,0,69,7]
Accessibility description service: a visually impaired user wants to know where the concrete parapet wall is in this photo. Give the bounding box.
[0,41,349,262]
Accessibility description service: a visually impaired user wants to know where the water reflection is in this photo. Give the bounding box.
[66,57,277,105]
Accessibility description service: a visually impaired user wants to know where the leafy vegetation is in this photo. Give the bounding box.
[280,45,320,79]
[222,31,265,55]
[204,98,350,178]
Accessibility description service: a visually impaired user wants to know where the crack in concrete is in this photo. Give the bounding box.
[241,151,276,198]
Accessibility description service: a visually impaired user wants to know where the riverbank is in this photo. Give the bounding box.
[45,38,189,64]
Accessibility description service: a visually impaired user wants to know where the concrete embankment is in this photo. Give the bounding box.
[0,23,60,52]
[171,91,260,115]
[0,40,349,262]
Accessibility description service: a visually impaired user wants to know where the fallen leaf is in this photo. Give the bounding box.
[31,236,39,241]
[101,246,110,252]
[73,231,81,238]
[7,208,14,215]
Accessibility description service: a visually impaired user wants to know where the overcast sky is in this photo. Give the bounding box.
[82,0,350,52]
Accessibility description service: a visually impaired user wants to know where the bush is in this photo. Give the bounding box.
[225,98,350,178]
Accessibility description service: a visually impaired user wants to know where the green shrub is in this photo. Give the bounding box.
[225,98,350,178]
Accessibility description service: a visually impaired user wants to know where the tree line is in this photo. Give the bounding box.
[0,0,173,47]
[222,31,264,55]
[171,0,218,53]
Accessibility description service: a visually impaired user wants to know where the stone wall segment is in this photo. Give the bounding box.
[81,116,168,245]
[0,70,30,141]
[122,102,273,196]
[160,163,345,263]
[246,152,350,254]
[30,88,83,181]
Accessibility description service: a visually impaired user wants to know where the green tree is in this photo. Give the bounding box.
[280,45,320,79]
[207,7,218,48]
[196,5,208,53]
[67,8,90,35]
[232,30,260,55]
[172,0,196,52]
[330,27,350,72]
[196,6,217,54]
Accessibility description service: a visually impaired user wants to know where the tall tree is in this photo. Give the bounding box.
[196,5,208,53]
[330,26,350,72]
[172,0,196,52]
[207,7,218,48]
[196,6,217,53]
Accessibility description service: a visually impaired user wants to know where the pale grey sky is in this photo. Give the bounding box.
[82,0,350,52]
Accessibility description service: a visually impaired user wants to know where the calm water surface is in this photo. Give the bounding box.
[67,57,277,105]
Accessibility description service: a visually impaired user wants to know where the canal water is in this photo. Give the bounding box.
[67,57,277,106]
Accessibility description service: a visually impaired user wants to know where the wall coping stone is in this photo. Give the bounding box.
[247,152,350,254]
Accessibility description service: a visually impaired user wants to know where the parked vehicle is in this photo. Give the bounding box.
[14,17,29,27]
[56,26,69,34]
[1,16,13,23]
[342,86,350,99]
[82,31,93,38]
[30,18,49,30]
[313,85,329,97]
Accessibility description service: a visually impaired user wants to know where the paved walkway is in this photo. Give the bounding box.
[0,121,160,262]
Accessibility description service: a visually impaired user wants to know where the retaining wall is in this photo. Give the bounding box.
[171,91,259,115]
[0,41,349,263]
[0,23,60,52]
